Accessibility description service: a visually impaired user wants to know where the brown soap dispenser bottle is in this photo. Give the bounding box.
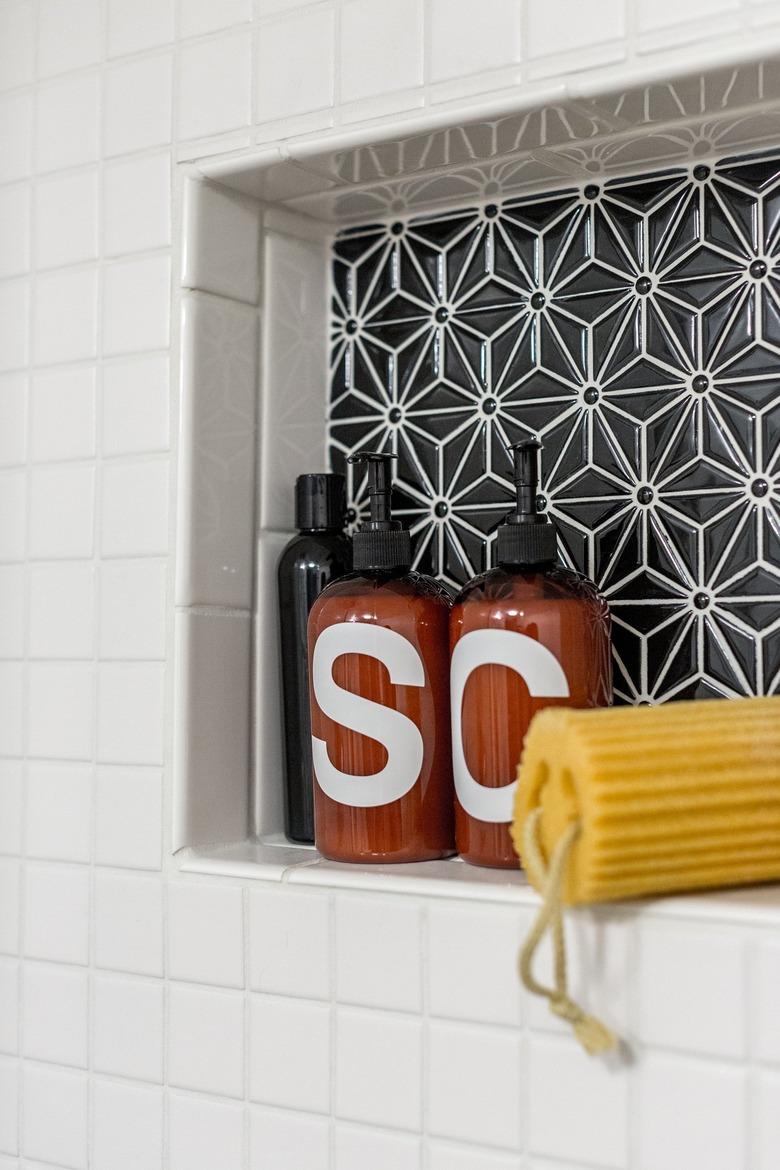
[307,451,455,863]
[450,439,612,868]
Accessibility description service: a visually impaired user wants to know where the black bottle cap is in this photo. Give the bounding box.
[496,439,558,566]
[348,451,411,571]
[295,473,346,532]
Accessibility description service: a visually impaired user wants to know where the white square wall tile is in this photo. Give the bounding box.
[427,1021,521,1150]
[0,664,23,758]
[22,962,88,1068]
[108,0,174,56]
[94,871,164,976]
[753,938,780,1063]
[251,1109,330,1170]
[0,2,35,92]
[31,367,96,463]
[336,894,421,1012]
[103,154,171,257]
[37,0,101,76]
[0,861,20,956]
[755,1070,780,1170]
[0,374,27,466]
[35,74,99,172]
[336,1008,422,1132]
[168,1093,244,1170]
[33,268,98,366]
[0,471,25,561]
[27,663,93,762]
[335,1125,421,1170]
[34,172,98,271]
[637,1053,747,1170]
[0,92,32,184]
[101,459,169,558]
[428,0,522,82]
[95,766,163,870]
[0,184,30,278]
[0,1057,18,1155]
[180,0,251,36]
[99,559,166,661]
[29,562,95,659]
[0,764,22,856]
[168,984,245,1098]
[24,762,92,863]
[168,882,244,988]
[637,0,739,31]
[22,1064,88,1169]
[0,960,19,1054]
[93,974,164,1083]
[104,55,173,157]
[339,0,423,103]
[97,663,165,766]
[249,994,331,1113]
[528,0,625,57]
[93,1080,163,1170]
[256,7,335,122]
[29,465,94,559]
[0,566,24,658]
[249,887,330,1000]
[428,902,524,1026]
[0,279,29,372]
[23,863,90,965]
[178,30,252,140]
[182,180,260,304]
[102,355,170,456]
[428,1143,522,1169]
[103,256,171,357]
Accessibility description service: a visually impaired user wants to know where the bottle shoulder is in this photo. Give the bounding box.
[454,563,607,608]
[312,569,452,610]
[278,532,351,574]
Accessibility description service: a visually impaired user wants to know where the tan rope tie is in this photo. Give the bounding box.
[518,807,618,1056]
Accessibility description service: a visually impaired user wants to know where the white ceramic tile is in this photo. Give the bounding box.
[92,1080,164,1170]
[94,871,164,976]
[99,559,166,661]
[0,1,34,92]
[636,1052,747,1170]
[337,1007,422,1132]
[0,471,25,562]
[29,465,94,559]
[95,766,163,870]
[180,0,251,36]
[22,1064,88,1169]
[256,7,335,122]
[0,1057,18,1155]
[428,0,522,82]
[104,55,173,157]
[339,0,423,103]
[182,179,260,304]
[0,374,27,466]
[428,902,525,1026]
[108,0,174,56]
[168,882,244,988]
[0,279,29,372]
[755,1069,780,1170]
[24,762,92,863]
[0,185,30,278]
[27,663,93,761]
[22,962,88,1068]
[168,983,244,1098]
[37,0,101,76]
[97,662,165,765]
[23,862,89,965]
[249,994,331,1112]
[428,1143,522,1170]
[168,1093,244,1170]
[251,1108,330,1170]
[336,894,421,1012]
[335,1125,421,1170]
[101,458,169,557]
[0,860,20,955]
[528,1034,627,1165]
[35,75,100,172]
[753,938,780,1063]
[528,0,625,57]
[0,93,32,183]
[29,562,95,659]
[248,887,330,999]
[33,268,98,366]
[31,367,96,463]
[0,960,19,1055]
[178,30,252,140]
[102,355,170,456]
[638,0,739,31]
[0,566,24,658]
[251,529,289,839]
[93,974,164,1083]
[103,154,171,256]
[0,764,22,856]
[427,1020,521,1149]
[172,610,251,850]
[0,664,23,758]
[176,294,257,607]
[34,171,98,271]
[103,256,171,356]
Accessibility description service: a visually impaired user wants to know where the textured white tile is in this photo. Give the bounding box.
[94,871,164,976]
[27,663,93,761]
[0,2,34,92]
[638,0,739,31]
[0,374,27,466]
[102,355,170,456]
[95,767,163,871]
[31,367,96,463]
[428,901,524,1025]
[429,1143,522,1170]
[528,0,625,57]
[251,1108,330,1170]
[337,1007,422,1132]
[0,566,24,658]
[168,882,244,988]
[0,279,29,372]
[336,894,421,1012]
[428,1020,521,1149]
[108,0,174,56]
[23,863,89,965]
[35,75,100,172]
[104,56,173,157]
[0,764,22,856]
[22,1064,88,1168]
[29,465,94,559]
[0,93,32,183]
[93,974,164,1083]
[99,559,166,661]
[753,938,780,1063]
[168,1093,244,1170]
[168,983,245,1098]
[637,1053,747,1170]
[101,459,169,557]
[249,994,331,1113]
[180,0,251,36]
[0,861,20,955]
[103,154,171,256]
[182,180,260,304]
[103,256,171,356]
[178,30,252,140]
[37,0,101,76]
[92,1080,164,1170]
[256,7,335,122]
[339,0,423,102]
[248,887,330,999]
[0,185,30,279]
[429,0,521,81]
[33,268,98,366]
[0,1057,18,1155]
[34,170,98,271]
[97,662,165,765]
[22,962,88,1068]
[24,762,92,863]
[335,1124,421,1170]
[29,562,95,659]
[0,960,19,1055]
[0,471,25,562]
[0,664,23,757]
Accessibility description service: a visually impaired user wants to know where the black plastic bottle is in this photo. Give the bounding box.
[278,474,351,843]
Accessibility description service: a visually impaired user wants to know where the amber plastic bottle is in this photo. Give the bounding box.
[450,440,612,868]
[308,451,455,863]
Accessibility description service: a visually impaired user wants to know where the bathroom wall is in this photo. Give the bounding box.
[3,2,780,1168]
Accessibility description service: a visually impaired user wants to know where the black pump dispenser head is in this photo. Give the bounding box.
[496,439,558,566]
[349,450,412,571]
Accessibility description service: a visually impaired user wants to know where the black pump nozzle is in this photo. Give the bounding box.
[348,450,411,571]
[507,439,544,525]
[496,438,557,566]
[348,451,400,532]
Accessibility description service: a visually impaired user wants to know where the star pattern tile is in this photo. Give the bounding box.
[328,150,780,704]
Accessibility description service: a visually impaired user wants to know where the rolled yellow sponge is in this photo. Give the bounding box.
[512,696,780,906]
